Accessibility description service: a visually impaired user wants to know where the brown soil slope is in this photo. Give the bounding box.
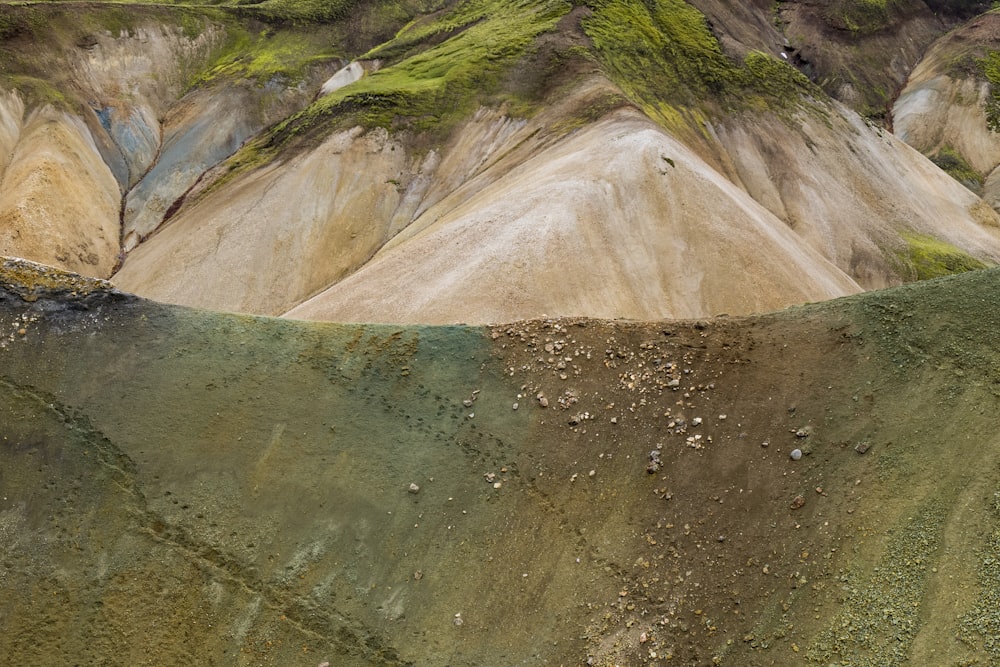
[4,256,1000,665]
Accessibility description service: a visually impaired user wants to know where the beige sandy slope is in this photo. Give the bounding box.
[714,103,1000,290]
[892,13,1000,208]
[112,126,417,314]
[113,78,1000,325]
[284,110,863,324]
[0,96,121,277]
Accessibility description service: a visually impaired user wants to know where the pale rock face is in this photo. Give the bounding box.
[114,86,1000,325]
[0,101,121,278]
[894,73,1000,176]
[66,24,226,188]
[321,61,365,95]
[113,127,415,315]
[717,103,1000,291]
[285,111,863,324]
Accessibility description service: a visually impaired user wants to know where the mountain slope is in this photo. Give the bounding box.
[1,1,998,322]
[5,257,1000,665]
[111,1,1000,323]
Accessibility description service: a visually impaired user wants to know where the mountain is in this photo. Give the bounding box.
[5,255,1000,665]
[5,2,1000,665]
[0,0,998,322]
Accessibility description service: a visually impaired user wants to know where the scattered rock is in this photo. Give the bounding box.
[484,472,496,483]
[512,402,519,410]
[790,495,806,509]
[855,441,870,454]
[463,399,473,408]
[453,613,463,627]
[408,483,420,494]
[647,450,661,474]
[795,426,812,438]
[790,448,802,461]
[692,417,702,426]
[413,570,423,580]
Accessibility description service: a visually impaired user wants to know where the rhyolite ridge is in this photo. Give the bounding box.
[0,0,997,322]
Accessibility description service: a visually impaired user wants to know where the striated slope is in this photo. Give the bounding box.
[284,109,863,323]
[892,11,1000,207]
[111,0,1000,324]
[0,96,121,276]
[0,5,345,270]
[6,257,1000,665]
[2,0,1000,324]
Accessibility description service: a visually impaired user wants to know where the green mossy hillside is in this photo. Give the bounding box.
[228,0,571,169]
[893,233,990,282]
[580,0,821,131]
[930,145,983,192]
[979,49,1000,132]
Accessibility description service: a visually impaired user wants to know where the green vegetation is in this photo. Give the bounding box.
[959,485,1000,661]
[825,0,899,34]
[930,145,983,191]
[978,50,1000,132]
[893,233,990,282]
[806,503,945,665]
[188,25,341,88]
[579,0,820,131]
[236,0,570,160]
[0,74,69,110]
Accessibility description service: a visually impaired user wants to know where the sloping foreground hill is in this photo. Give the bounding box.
[3,255,1000,665]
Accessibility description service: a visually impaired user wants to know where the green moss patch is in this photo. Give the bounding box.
[579,0,820,132]
[228,0,570,167]
[979,50,1000,132]
[824,0,899,34]
[188,25,341,88]
[893,233,989,282]
[930,145,983,191]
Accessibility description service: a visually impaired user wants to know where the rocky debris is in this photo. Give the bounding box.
[1,256,119,302]
[647,450,661,474]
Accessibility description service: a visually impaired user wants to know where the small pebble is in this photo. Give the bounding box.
[790,448,802,461]
[408,483,420,494]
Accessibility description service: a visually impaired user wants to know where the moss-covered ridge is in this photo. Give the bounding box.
[892,232,990,282]
[581,0,819,126]
[256,0,568,147]
[222,0,821,175]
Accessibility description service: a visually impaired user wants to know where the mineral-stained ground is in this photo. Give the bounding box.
[3,257,1000,666]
